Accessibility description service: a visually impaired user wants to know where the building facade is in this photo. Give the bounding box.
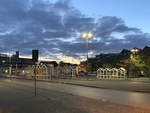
[97,68,127,79]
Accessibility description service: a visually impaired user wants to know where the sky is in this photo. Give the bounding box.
[0,0,150,63]
[73,0,150,32]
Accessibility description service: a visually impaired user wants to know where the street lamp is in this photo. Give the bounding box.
[82,32,93,75]
[7,53,12,79]
[129,48,139,77]
[131,48,139,54]
[131,48,139,58]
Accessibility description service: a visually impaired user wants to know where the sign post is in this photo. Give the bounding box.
[34,66,37,96]
[33,62,39,96]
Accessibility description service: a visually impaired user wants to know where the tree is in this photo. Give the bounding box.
[118,55,146,77]
[102,64,113,68]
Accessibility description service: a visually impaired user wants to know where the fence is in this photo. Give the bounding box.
[97,68,127,79]
[0,64,78,80]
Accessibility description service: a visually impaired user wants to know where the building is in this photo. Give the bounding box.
[40,61,58,67]
[97,68,127,79]
[0,50,38,68]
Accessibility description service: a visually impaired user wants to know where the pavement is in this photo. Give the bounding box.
[3,76,150,93]
[1,75,150,93]
[0,78,150,113]
[46,78,150,93]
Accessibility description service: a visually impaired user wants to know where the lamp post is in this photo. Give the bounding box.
[131,48,139,56]
[82,32,93,76]
[8,54,12,79]
[130,48,139,59]
[130,48,139,77]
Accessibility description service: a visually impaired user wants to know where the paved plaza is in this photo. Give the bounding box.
[0,78,150,113]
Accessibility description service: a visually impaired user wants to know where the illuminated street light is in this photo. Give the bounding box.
[82,32,93,39]
[131,48,139,53]
[82,32,93,75]
[130,48,139,59]
[131,48,139,56]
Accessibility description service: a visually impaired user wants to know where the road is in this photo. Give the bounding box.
[49,79,150,93]
[0,78,150,113]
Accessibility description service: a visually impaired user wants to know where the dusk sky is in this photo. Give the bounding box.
[73,0,150,32]
[0,0,150,62]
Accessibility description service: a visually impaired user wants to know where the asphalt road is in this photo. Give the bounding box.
[49,79,150,93]
[0,78,150,113]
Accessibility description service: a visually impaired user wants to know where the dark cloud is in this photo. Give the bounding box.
[95,16,140,38]
[0,0,149,59]
[53,0,73,12]
[64,14,95,32]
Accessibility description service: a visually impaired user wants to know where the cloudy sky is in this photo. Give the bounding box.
[0,0,150,62]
